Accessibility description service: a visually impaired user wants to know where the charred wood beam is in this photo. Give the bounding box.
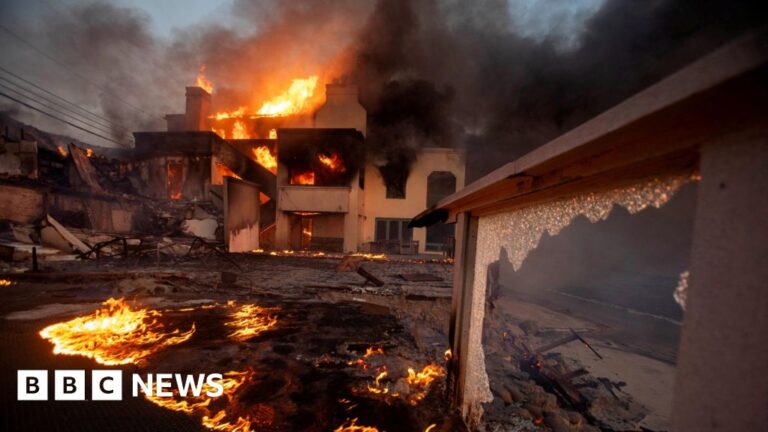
[356,265,384,287]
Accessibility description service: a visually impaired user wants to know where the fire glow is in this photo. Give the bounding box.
[252,146,277,173]
[318,152,346,173]
[145,369,273,432]
[196,65,214,94]
[208,75,320,140]
[256,76,318,117]
[39,298,195,366]
[225,301,278,341]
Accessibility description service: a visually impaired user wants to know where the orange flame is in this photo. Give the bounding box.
[318,153,346,172]
[213,107,246,121]
[365,346,384,357]
[232,120,249,140]
[196,65,213,94]
[367,370,390,395]
[225,301,278,342]
[0,279,12,286]
[252,146,277,173]
[214,163,243,185]
[57,145,68,157]
[334,419,379,432]
[256,76,318,117]
[291,171,315,185]
[212,127,227,138]
[146,369,274,432]
[86,148,94,158]
[39,298,195,366]
[268,128,277,139]
[405,364,444,405]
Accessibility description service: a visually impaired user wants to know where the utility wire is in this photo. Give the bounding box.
[0,65,120,130]
[0,91,130,147]
[0,81,118,137]
[0,24,151,117]
[0,75,121,134]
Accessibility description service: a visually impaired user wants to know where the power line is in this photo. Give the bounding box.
[0,91,131,147]
[0,75,121,134]
[0,81,118,137]
[0,24,152,118]
[0,65,121,130]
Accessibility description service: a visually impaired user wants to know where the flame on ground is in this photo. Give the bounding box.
[196,65,214,94]
[334,418,379,432]
[249,249,436,264]
[257,76,318,117]
[0,279,12,286]
[39,298,195,366]
[146,369,273,432]
[405,364,444,405]
[225,301,278,341]
[334,419,438,432]
[252,146,277,173]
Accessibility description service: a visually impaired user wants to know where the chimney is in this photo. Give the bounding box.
[184,86,211,131]
[314,83,367,136]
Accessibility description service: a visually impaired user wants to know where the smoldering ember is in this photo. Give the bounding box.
[0,1,766,432]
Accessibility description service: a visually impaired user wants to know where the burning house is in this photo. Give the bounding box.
[137,77,465,255]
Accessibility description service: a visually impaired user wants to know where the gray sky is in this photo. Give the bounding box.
[109,0,233,38]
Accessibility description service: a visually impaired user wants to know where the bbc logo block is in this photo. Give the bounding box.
[18,369,123,401]
[92,370,122,400]
[17,370,48,401]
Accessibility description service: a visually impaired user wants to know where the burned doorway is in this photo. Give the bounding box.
[167,160,184,200]
[477,175,697,431]
[426,171,457,252]
[289,212,344,252]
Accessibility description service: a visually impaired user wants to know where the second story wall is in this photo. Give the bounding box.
[361,147,466,253]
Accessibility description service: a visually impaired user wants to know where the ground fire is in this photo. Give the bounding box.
[39,298,196,366]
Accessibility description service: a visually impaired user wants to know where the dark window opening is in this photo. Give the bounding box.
[374,218,413,242]
[378,164,408,199]
[426,171,456,250]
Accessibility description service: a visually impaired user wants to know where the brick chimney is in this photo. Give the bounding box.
[184,86,211,131]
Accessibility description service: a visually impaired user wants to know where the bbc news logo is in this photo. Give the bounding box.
[17,370,223,401]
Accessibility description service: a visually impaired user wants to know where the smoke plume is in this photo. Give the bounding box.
[1,0,766,178]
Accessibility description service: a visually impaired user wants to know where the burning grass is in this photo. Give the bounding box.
[39,298,195,366]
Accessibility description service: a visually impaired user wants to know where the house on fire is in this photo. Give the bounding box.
[133,81,465,254]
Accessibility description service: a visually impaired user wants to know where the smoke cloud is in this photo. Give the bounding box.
[1,0,766,178]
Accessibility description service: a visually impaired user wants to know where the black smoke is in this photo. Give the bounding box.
[350,0,768,181]
[1,0,766,176]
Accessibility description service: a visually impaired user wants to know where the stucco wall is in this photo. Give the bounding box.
[361,147,466,253]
